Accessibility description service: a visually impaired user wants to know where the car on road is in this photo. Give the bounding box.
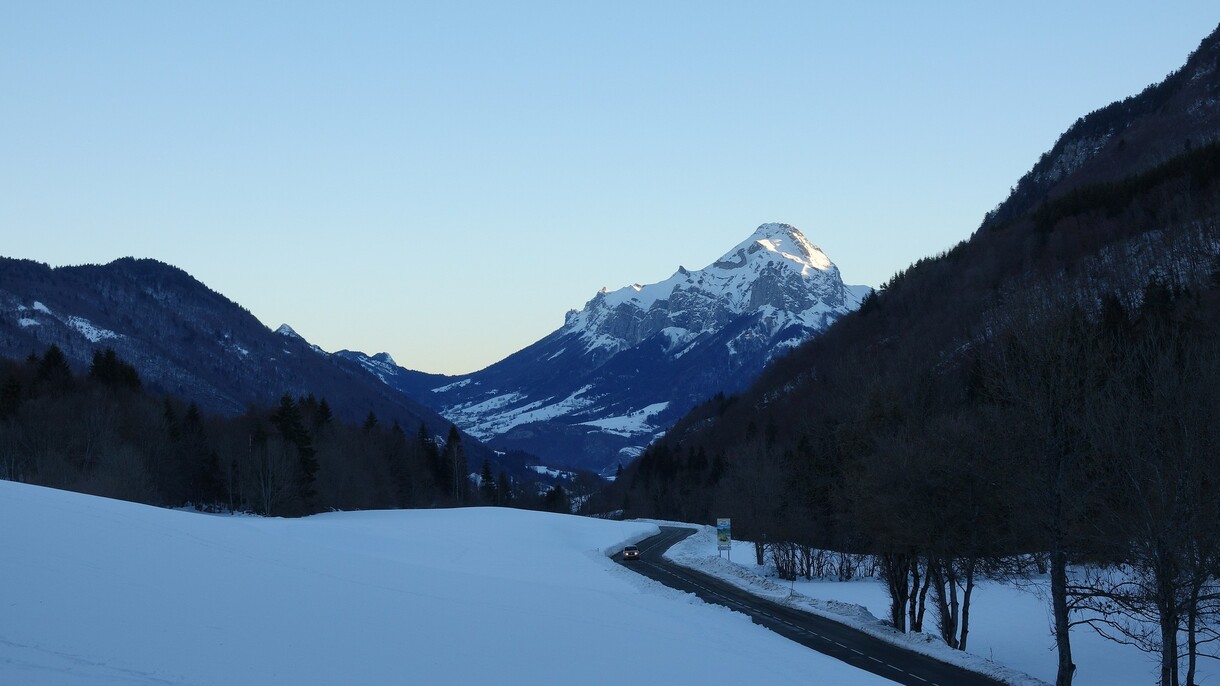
[623,545,640,561]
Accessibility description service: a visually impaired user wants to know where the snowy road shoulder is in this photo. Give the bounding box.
[653,522,1049,686]
[649,520,1208,686]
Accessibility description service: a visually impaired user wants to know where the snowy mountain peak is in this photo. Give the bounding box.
[562,222,863,354]
[275,323,300,338]
[372,352,397,366]
[715,222,833,276]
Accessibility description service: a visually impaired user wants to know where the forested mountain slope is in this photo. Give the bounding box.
[983,22,1220,228]
[603,23,1220,686]
[0,258,444,430]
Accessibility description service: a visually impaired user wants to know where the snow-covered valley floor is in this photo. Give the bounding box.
[0,481,893,685]
[6,480,1205,685]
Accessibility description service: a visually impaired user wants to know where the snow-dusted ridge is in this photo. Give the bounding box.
[343,351,401,385]
[274,323,329,356]
[563,222,863,352]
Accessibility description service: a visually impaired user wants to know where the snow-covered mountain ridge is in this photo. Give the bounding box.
[565,223,867,361]
[357,222,870,474]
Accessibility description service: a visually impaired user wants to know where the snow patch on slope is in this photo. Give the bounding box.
[448,386,598,440]
[432,378,474,393]
[527,465,578,480]
[659,327,698,355]
[65,316,120,343]
[579,402,670,437]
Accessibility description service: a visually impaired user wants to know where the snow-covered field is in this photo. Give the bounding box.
[663,524,1220,686]
[0,481,895,685]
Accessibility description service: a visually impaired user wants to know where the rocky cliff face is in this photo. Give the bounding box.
[563,223,864,364]
[361,222,869,474]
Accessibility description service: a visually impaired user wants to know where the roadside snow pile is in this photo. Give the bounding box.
[0,482,894,686]
[661,522,1212,686]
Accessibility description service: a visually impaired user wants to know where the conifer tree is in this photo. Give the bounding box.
[445,425,467,505]
[0,376,22,420]
[88,348,141,390]
[543,484,570,513]
[35,345,72,392]
[226,458,241,512]
[163,399,181,442]
[314,398,333,430]
[497,471,513,506]
[183,402,222,507]
[271,395,318,510]
[384,419,411,507]
[184,401,202,428]
[37,344,70,380]
[479,458,497,504]
[419,423,448,494]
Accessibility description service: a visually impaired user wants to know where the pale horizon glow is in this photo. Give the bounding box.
[3,3,1217,374]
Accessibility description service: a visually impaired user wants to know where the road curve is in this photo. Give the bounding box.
[613,526,1007,686]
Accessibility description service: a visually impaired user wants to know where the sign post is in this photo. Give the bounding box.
[716,518,731,562]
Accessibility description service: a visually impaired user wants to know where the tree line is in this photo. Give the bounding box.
[0,346,574,516]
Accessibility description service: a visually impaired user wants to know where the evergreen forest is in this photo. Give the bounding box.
[0,345,577,517]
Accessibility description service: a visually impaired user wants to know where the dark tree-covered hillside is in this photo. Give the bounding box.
[0,346,579,517]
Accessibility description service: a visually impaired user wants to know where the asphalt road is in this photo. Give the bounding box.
[613,526,1007,686]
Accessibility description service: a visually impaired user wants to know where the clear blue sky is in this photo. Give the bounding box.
[3,3,1217,375]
